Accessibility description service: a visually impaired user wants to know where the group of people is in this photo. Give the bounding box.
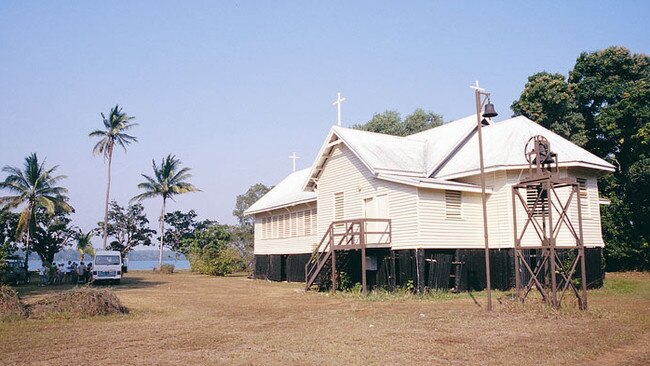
[38,260,93,286]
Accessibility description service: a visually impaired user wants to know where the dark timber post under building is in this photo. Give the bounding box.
[512,135,588,310]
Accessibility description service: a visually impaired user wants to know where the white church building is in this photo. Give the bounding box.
[245,114,613,291]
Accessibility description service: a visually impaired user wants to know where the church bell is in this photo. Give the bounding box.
[483,101,498,118]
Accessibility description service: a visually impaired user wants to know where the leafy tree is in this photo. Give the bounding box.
[0,153,73,270]
[163,210,213,254]
[232,183,271,267]
[96,201,156,258]
[132,155,200,269]
[403,108,444,135]
[351,108,443,136]
[75,230,95,261]
[90,105,138,250]
[512,46,650,270]
[31,206,77,265]
[0,210,19,264]
[184,224,244,275]
[233,184,271,229]
[511,72,587,146]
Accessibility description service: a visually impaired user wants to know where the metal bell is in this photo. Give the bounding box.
[483,102,498,118]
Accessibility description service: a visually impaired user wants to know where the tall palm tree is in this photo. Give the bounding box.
[76,230,95,262]
[0,153,73,270]
[90,105,137,249]
[131,155,200,269]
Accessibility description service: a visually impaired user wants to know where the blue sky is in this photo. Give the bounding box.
[0,1,648,244]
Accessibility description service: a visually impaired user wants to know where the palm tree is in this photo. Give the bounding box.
[76,230,95,261]
[0,153,73,270]
[90,105,137,250]
[131,155,200,269]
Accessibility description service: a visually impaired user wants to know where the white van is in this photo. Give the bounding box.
[92,250,123,284]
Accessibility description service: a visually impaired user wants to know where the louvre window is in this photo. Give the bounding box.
[297,211,304,236]
[304,210,311,236]
[284,214,290,237]
[291,213,298,236]
[526,187,548,217]
[576,178,590,216]
[312,208,318,234]
[445,190,462,219]
[334,192,344,222]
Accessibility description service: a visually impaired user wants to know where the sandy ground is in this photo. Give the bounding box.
[1,271,649,366]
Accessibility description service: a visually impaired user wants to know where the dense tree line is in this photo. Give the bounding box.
[512,46,649,270]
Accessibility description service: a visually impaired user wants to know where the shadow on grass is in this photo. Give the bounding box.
[14,273,166,298]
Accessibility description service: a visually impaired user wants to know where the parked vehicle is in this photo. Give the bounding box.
[1,257,29,285]
[92,250,122,284]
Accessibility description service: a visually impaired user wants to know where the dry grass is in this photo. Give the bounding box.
[27,287,127,319]
[0,271,648,365]
[0,285,27,322]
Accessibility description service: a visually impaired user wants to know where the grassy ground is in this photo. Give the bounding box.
[1,271,649,366]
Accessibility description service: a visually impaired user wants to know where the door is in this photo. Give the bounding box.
[364,195,389,244]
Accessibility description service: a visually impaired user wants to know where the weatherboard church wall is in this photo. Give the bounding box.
[316,144,420,249]
[253,202,318,255]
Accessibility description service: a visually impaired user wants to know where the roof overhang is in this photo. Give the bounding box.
[376,174,492,194]
[435,161,616,180]
[244,197,317,216]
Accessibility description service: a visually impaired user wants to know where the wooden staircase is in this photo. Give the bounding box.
[304,218,391,292]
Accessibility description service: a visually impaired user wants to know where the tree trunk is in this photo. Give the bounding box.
[158,198,166,270]
[23,225,31,272]
[102,148,113,250]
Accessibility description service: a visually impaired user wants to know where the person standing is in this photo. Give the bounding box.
[77,262,86,284]
[38,264,48,286]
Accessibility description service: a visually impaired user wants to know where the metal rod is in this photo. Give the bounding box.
[475,89,493,311]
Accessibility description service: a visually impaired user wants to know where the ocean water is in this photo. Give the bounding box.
[28,259,190,271]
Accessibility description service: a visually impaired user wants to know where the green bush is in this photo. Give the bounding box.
[184,224,246,276]
[189,246,245,276]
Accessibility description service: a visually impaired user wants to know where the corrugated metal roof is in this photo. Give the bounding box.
[434,116,615,179]
[244,168,316,215]
[248,115,614,215]
[332,126,427,175]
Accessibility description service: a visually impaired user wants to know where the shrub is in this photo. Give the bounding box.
[159,264,175,274]
[0,285,27,322]
[184,224,246,276]
[28,287,128,319]
[189,247,245,276]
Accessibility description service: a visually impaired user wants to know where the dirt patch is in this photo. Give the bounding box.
[27,286,128,319]
[0,285,27,322]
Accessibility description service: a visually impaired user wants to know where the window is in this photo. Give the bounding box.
[576,178,590,216]
[526,187,548,217]
[264,217,271,239]
[297,211,304,236]
[334,192,344,222]
[278,216,284,238]
[445,190,462,219]
[304,210,311,236]
[284,214,290,237]
[291,213,298,236]
[312,209,318,234]
[272,216,279,239]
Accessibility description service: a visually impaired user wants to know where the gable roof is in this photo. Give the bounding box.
[304,115,614,190]
[244,168,316,215]
[304,115,483,190]
[434,116,615,179]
